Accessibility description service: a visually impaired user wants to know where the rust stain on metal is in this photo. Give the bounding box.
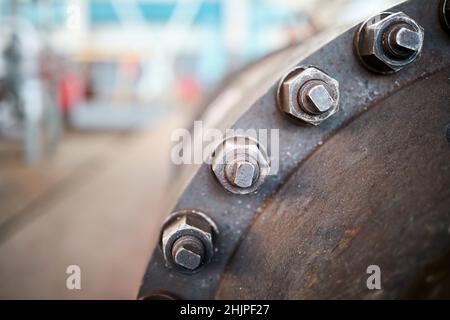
[337,227,361,251]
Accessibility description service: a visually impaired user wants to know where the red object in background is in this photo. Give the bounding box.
[175,75,202,102]
[38,49,83,113]
[58,73,82,112]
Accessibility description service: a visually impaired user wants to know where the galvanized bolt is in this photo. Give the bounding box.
[211,136,270,194]
[441,0,450,34]
[386,25,422,55]
[305,84,334,113]
[299,80,335,115]
[354,12,424,74]
[172,236,205,270]
[277,66,340,125]
[161,211,217,273]
[228,160,258,188]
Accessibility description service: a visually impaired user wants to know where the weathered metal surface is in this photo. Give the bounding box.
[139,0,450,300]
[216,67,450,299]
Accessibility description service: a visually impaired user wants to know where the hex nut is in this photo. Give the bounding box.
[277,66,340,125]
[161,210,217,273]
[354,12,424,74]
[211,136,270,194]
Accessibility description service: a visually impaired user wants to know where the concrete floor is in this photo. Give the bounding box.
[0,117,182,299]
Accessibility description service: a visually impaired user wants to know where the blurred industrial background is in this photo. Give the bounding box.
[0,0,402,299]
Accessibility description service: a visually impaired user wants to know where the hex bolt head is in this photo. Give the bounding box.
[161,210,217,273]
[277,66,340,125]
[354,12,424,74]
[440,0,450,34]
[211,136,270,194]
